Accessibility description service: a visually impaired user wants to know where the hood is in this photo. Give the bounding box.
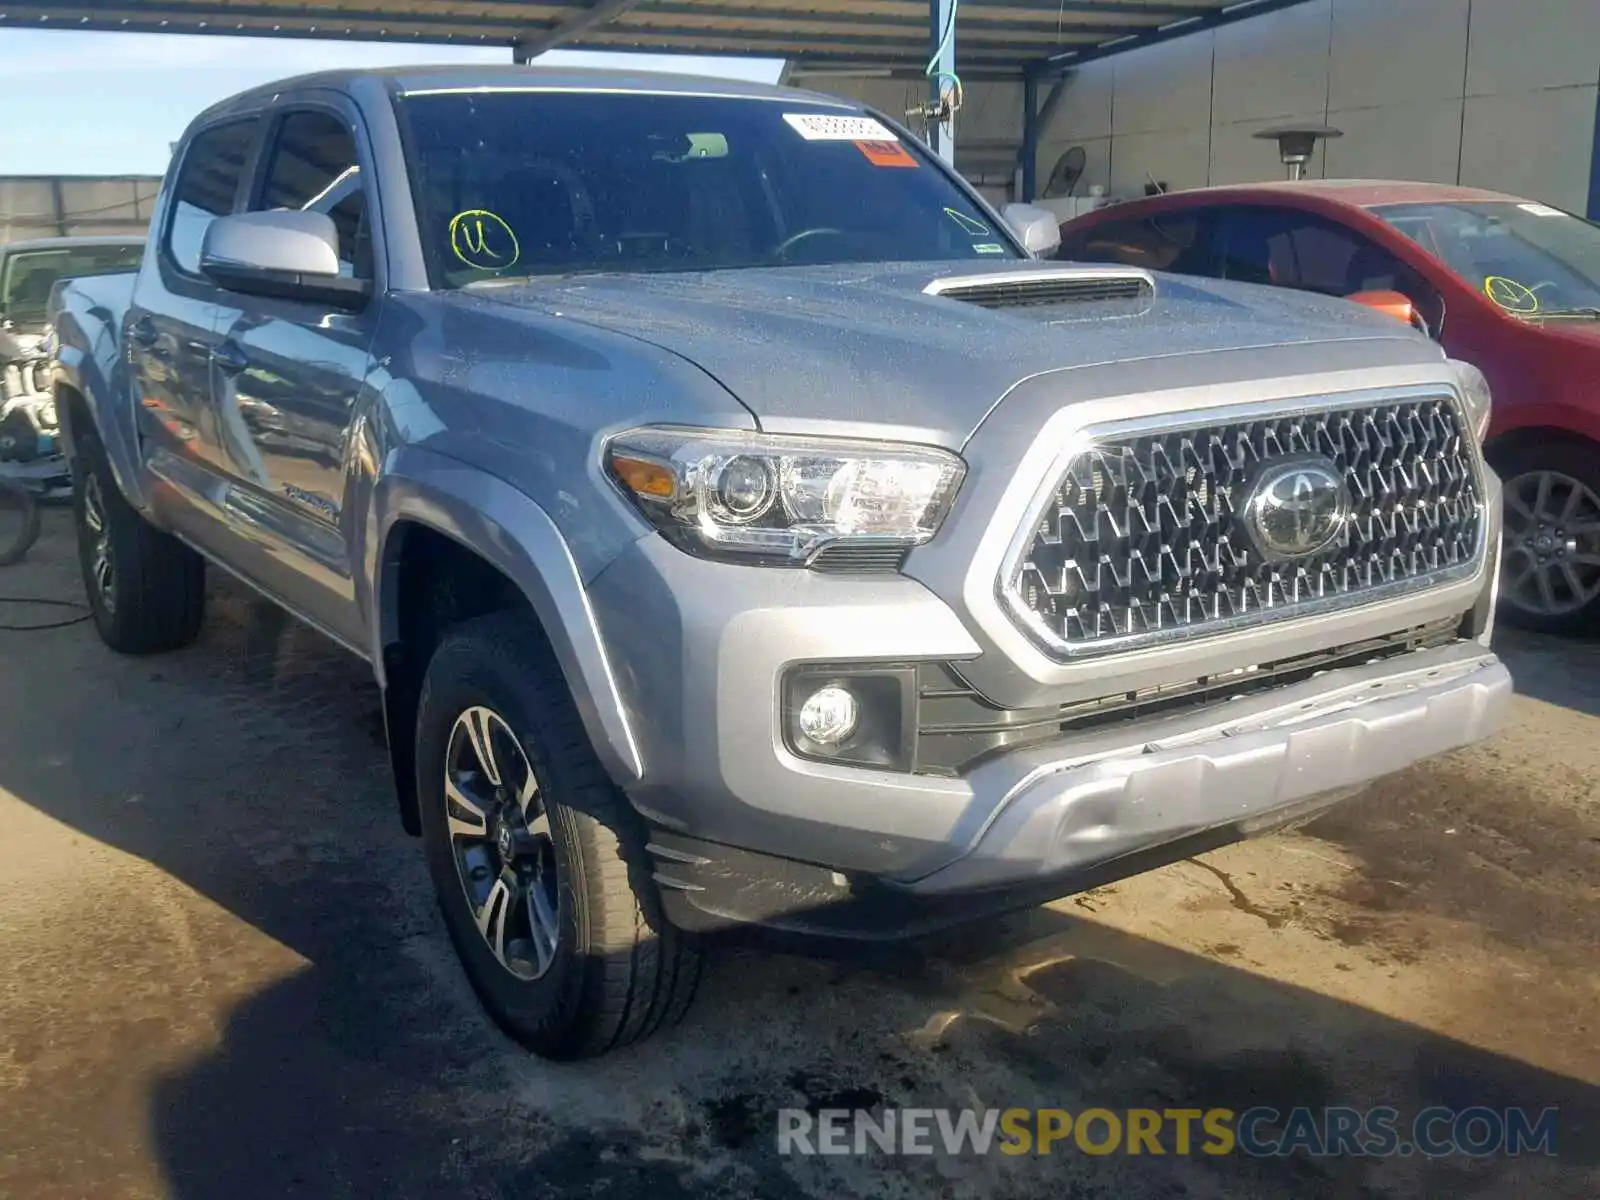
[470,260,1437,447]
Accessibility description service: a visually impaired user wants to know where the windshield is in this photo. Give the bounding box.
[1374,201,1600,317]
[394,91,1019,287]
[0,243,144,326]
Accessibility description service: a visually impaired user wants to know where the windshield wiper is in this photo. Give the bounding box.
[1538,306,1600,318]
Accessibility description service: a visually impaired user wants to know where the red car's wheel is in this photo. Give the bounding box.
[1491,437,1600,635]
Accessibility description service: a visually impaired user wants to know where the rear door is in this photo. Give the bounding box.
[202,96,381,651]
[131,114,262,541]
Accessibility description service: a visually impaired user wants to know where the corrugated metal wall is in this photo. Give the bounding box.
[1038,0,1600,213]
[0,176,161,244]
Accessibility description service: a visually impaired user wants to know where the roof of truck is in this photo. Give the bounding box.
[197,64,854,120]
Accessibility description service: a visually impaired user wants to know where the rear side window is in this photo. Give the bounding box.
[1058,212,1206,273]
[255,109,371,280]
[165,119,259,275]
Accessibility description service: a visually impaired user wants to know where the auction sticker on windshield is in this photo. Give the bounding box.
[784,113,898,142]
[855,140,918,168]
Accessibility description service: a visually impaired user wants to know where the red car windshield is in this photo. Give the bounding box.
[1374,200,1600,318]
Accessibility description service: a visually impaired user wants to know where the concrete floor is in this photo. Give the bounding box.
[0,508,1595,1200]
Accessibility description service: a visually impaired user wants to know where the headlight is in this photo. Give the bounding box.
[1450,358,1492,442]
[606,426,966,565]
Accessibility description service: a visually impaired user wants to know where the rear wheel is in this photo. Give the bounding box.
[0,481,40,566]
[416,611,701,1059]
[1491,437,1600,636]
[72,425,206,653]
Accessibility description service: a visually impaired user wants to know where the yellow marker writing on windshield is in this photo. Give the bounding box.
[449,209,521,271]
[944,207,992,236]
[1484,275,1539,314]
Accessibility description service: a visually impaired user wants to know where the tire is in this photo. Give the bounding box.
[416,611,702,1059]
[72,424,206,653]
[0,482,40,566]
[1489,435,1600,637]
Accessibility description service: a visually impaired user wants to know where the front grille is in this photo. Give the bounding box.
[914,618,1465,775]
[1005,394,1484,657]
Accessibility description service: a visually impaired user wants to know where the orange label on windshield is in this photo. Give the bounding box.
[854,140,918,168]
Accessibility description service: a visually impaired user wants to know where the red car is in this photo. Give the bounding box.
[1058,181,1600,634]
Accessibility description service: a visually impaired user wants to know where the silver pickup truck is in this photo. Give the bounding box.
[53,66,1511,1060]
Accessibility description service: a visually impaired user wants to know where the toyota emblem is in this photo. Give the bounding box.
[1243,456,1350,560]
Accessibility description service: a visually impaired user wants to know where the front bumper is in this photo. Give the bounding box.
[904,641,1508,894]
[587,533,1510,931]
[640,642,1508,937]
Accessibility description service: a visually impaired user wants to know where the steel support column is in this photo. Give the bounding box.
[514,0,643,63]
[1019,74,1069,202]
[929,0,956,165]
[1021,75,1038,200]
[1589,87,1600,221]
[49,179,67,237]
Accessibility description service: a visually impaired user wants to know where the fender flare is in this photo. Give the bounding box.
[54,319,152,511]
[1490,405,1600,454]
[368,447,644,787]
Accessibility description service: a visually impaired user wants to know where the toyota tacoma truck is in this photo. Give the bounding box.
[51,66,1512,1060]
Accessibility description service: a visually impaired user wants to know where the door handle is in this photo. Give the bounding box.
[130,316,158,348]
[211,341,248,374]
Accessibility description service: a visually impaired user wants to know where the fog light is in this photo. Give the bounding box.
[797,685,858,746]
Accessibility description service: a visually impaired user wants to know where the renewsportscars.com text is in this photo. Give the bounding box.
[777,1106,1558,1159]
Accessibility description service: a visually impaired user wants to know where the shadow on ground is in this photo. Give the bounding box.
[1489,627,1600,718]
[0,512,1595,1199]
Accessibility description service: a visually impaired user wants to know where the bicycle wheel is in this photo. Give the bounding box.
[0,481,41,566]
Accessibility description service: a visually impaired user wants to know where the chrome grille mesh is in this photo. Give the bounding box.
[1006,396,1484,655]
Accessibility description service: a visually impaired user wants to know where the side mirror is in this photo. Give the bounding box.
[1000,202,1063,258]
[1348,289,1431,337]
[200,210,369,309]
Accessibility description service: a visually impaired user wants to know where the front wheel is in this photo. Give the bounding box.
[416,611,702,1059]
[1492,437,1600,636]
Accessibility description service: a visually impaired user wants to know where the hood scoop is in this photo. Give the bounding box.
[924,266,1156,314]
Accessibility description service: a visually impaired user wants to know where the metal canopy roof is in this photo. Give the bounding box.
[0,1,1311,80]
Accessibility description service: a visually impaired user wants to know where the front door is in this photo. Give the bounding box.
[204,100,381,652]
[131,115,262,544]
